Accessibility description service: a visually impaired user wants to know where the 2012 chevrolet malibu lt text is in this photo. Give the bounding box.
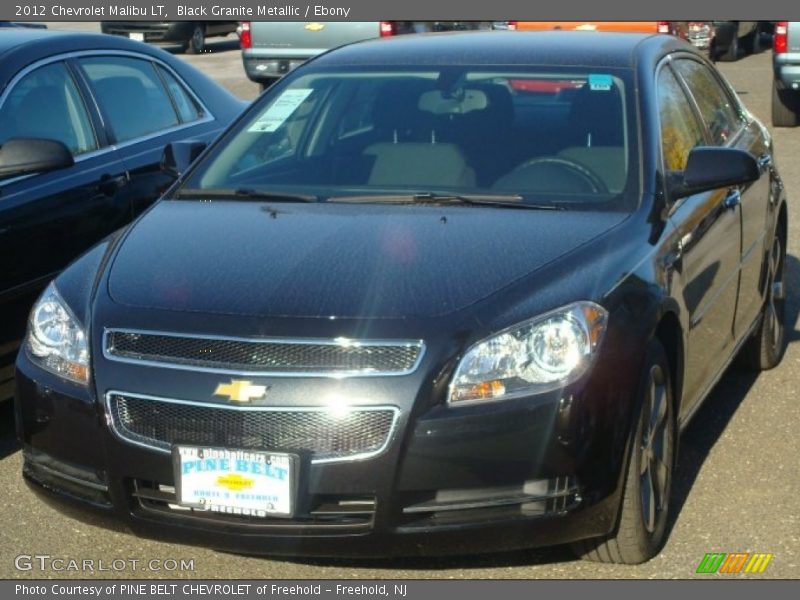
[15,32,788,564]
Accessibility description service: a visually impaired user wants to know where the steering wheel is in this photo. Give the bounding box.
[497,157,609,194]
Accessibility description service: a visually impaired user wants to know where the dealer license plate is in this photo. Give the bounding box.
[128,32,145,42]
[174,446,294,517]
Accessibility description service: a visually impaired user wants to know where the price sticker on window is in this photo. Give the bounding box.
[247,89,314,133]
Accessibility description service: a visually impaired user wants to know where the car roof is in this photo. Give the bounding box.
[311,30,687,70]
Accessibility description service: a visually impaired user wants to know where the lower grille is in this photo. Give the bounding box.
[107,393,398,463]
[23,448,111,508]
[132,480,375,532]
[398,477,580,529]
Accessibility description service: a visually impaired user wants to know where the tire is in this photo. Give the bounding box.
[719,33,739,62]
[707,42,717,63]
[737,229,787,370]
[745,28,761,55]
[572,339,676,564]
[772,80,800,128]
[186,24,205,54]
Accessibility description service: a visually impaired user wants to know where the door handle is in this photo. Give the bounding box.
[98,173,129,196]
[723,189,741,210]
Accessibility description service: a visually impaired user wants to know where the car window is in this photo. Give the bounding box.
[80,56,179,143]
[0,62,97,155]
[657,66,705,172]
[186,67,639,211]
[156,65,203,123]
[672,59,743,145]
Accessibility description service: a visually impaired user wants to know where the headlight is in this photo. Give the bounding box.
[25,283,90,385]
[449,302,607,405]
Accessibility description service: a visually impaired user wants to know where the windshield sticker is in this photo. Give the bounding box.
[247,89,314,132]
[588,74,613,91]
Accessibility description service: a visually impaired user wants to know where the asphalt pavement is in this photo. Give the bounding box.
[1,24,798,579]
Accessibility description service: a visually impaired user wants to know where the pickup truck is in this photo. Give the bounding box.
[773,21,800,127]
[239,21,494,89]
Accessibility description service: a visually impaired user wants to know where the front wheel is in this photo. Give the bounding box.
[572,339,676,564]
[745,27,761,55]
[186,24,205,54]
[719,33,739,62]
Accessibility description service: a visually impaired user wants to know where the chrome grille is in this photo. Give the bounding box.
[107,393,398,463]
[104,330,424,376]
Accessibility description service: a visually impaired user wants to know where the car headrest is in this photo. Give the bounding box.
[364,142,476,188]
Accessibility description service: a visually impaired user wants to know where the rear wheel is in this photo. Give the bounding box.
[719,33,739,62]
[738,230,787,370]
[745,27,761,54]
[572,339,675,564]
[772,80,799,128]
[186,24,205,54]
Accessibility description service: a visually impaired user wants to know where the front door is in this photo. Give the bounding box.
[656,63,741,418]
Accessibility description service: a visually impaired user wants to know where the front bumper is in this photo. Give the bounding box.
[15,325,636,557]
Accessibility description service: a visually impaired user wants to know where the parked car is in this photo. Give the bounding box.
[772,21,800,127]
[712,21,765,62]
[0,21,46,29]
[0,29,244,400]
[100,21,238,54]
[16,31,787,564]
[679,21,716,59]
[240,21,494,88]
[512,21,672,32]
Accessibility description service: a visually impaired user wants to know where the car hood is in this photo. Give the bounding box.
[108,200,628,319]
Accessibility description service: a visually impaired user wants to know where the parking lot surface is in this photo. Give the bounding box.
[1,23,798,579]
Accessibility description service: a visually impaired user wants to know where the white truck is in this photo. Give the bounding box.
[239,21,494,89]
[773,21,800,127]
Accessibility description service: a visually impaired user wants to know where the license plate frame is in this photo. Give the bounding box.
[172,446,297,518]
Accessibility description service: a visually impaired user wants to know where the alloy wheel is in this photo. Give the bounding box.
[766,235,786,351]
[639,365,670,533]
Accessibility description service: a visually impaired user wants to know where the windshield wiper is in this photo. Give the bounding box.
[174,188,319,203]
[329,192,564,210]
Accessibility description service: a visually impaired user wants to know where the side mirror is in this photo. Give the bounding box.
[667,146,760,200]
[160,140,207,178]
[0,138,74,179]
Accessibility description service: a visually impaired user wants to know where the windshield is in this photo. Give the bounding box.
[181,66,639,211]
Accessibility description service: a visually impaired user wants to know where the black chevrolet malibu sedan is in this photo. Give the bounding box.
[15,32,788,564]
[0,29,244,399]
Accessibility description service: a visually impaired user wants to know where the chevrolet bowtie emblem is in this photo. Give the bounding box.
[305,22,325,31]
[214,380,268,403]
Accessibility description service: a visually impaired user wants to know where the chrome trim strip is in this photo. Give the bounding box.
[102,328,426,378]
[402,488,580,514]
[104,390,401,465]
